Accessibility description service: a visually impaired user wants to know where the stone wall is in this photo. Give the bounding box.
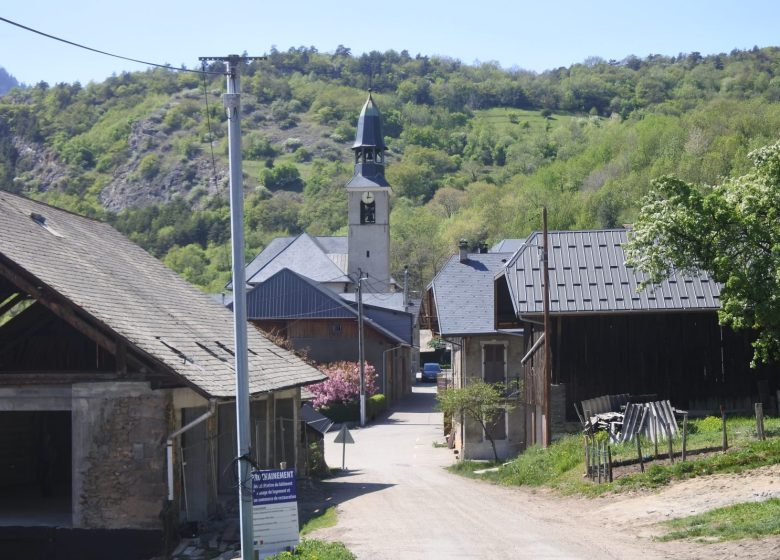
[72,382,169,529]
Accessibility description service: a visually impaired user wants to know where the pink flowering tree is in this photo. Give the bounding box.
[309,361,378,409]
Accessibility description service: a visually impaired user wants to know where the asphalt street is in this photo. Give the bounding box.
[311,383,647,560]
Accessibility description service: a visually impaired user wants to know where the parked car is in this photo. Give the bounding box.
[421,362,441,382]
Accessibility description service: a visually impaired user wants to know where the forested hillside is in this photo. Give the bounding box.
[2,46,780,293]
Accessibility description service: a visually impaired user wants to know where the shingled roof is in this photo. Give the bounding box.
[501,229,721,316]
[428,252,514,336]
[0,191,325,397]
[242,233,349,287]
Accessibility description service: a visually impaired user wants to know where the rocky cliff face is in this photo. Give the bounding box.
[99,116,228,212]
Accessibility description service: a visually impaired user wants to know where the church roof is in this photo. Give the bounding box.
[353,92,387,150]
[245,233,350,286]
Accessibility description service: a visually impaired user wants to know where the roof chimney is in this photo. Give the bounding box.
[478,242,488,254]
[459,239,468,263]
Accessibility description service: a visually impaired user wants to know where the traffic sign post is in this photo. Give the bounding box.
[333,424,355,470]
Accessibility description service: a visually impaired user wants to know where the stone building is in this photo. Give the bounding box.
[0,191,324,559]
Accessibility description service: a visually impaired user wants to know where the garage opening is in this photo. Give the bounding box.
[0,411,72,526]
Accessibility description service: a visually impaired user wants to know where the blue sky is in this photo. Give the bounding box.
[2,1,779,85]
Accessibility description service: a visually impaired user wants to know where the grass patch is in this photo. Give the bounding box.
[300,506,338,536]
[447,460,502,480]
[449,417,780,496]
[266,539,355,559]
[473,107,580,134]
[613,437,780,492]
[659,498,780,542]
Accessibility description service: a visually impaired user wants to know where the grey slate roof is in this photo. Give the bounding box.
[428,252,514,335]
[245,233,350,286]
[502,229,721,316]
[0,192,324,397]
[491,238,526,253]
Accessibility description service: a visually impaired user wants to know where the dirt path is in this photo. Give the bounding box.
[309,384,780,559]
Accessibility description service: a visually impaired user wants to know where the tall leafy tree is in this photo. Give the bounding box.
[625,140,780,365]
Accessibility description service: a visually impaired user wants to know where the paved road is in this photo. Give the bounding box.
[312,383,652,560]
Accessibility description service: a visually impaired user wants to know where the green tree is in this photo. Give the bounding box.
[624,140,780,365]
[437,379,512,462]
[259,163,304,191]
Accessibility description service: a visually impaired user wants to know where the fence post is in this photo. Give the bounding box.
[584,437,590,478]
[653,411,660,459]
[681,413,688,462]
[666,421,674,465]
[721,404,728,451]
[755,403,766,441]
[607,445,613,483]
[596,442,602,484]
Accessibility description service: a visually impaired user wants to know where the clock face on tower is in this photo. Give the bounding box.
[361,191,375,204]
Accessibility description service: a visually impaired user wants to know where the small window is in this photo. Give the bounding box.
[366,251,370,258]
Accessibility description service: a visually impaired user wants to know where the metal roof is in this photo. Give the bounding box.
[428,252,514,335]
[0,191,325,397]
[502,229,721,316]
[244,268,409,345]
[352,92,387,150]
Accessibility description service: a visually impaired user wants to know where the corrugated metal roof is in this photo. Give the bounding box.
[246,269,356,320]
[245,268,409,345]
[504,229,721,315]
[428,252,513,335]
[0,191,325,397]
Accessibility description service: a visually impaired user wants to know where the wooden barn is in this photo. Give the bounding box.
[495,229,780,446]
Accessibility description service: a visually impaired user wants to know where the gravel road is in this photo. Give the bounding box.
[310,383,665,560]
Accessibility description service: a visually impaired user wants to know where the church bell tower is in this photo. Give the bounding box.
[346,91,391,293]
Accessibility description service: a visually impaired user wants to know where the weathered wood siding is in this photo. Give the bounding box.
[522,311,779,422]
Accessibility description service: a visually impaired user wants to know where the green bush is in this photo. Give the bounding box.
[696,416,722,433]
[137,153,161,179]
[318,401,359,423]
[319,394,387,423]
[367,394,387,420]
[266,539,355,560]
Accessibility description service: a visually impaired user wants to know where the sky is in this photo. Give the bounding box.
[1,1,780,85]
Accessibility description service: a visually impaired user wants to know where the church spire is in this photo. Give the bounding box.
[346,91,391,293]
[347,90,389,189]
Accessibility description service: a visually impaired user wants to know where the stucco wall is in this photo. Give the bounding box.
[72,382,169,529]
[453,335,526,460]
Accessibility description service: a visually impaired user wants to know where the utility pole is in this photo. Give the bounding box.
[403,265,409,309]
[199,53,263,560]
[542,207,552,447]
[356,270,367,427]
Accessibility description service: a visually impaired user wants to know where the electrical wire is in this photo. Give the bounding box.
[201,60,220,188]
[0,16,223,76]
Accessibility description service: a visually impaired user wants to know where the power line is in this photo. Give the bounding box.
[0,16,223,76]
[201,60,221,189]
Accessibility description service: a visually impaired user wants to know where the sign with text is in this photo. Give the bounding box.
[252,469,299,558]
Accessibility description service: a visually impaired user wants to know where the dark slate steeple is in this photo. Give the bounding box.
[346,90,389,189]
